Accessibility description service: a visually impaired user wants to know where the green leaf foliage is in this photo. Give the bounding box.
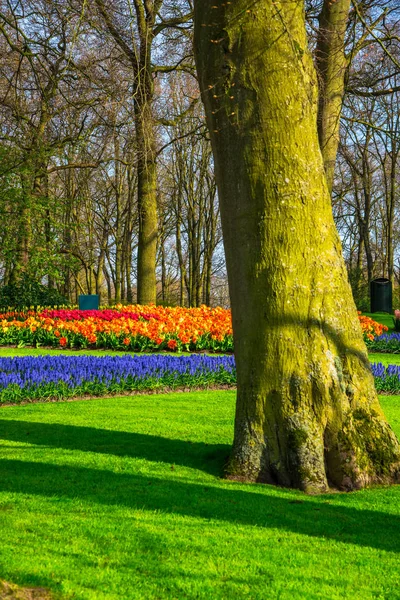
[0,274,68,309]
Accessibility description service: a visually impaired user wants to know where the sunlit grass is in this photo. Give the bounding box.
[0,390,399,599]
[0,347,187,357]
[368,352,400,365]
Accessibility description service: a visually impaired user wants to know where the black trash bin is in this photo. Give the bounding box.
[78,294,100,310]
[370,278,392,313]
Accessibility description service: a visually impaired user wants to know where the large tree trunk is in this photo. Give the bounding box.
[194,0,400,493]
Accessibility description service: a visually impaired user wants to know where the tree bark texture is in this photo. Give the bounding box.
[135,100,158,305]
[315,0,351,194]
[194,0,400,492]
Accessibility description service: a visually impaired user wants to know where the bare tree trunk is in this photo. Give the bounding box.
[135,101,158,304]
[103,266,112,305]
[95,0,160,305]
[315,0,351,194]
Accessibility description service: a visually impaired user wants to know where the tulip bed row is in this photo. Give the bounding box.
[0,305,233,353]
[0,306,388,353]
[361,314,400,353]
[0,354,236,403]
[357,313,389,341]
[0,354,399,404]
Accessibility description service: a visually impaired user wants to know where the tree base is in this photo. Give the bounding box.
[226,404,400,494]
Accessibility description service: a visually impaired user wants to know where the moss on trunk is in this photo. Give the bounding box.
[193,0,400,493]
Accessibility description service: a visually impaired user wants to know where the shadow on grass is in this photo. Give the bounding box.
[0,456,399,554]
[0,419,230,476]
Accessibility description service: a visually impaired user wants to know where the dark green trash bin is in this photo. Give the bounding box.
[78,294,99,310]
[370,278,392,313]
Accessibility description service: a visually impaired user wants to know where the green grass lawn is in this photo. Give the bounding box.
[0,347,200,358]
[368,352,400,365]
[0,347,142,357]
[0,344,399,366]
[0,389,400,599]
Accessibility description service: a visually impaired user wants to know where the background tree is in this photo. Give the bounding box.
[313,0,400,194]
[93,0,192,304]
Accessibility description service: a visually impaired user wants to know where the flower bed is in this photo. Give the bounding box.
[366,333,400,353]
[0,354,398,403]
[0,305,233,352]
[0,354,236,403]
[358,313,388,341]
[39,308,160,321]
[371,362,400,393]
[0,306,388,352]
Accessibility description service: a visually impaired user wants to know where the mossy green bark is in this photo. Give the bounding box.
[193,0,400,492]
